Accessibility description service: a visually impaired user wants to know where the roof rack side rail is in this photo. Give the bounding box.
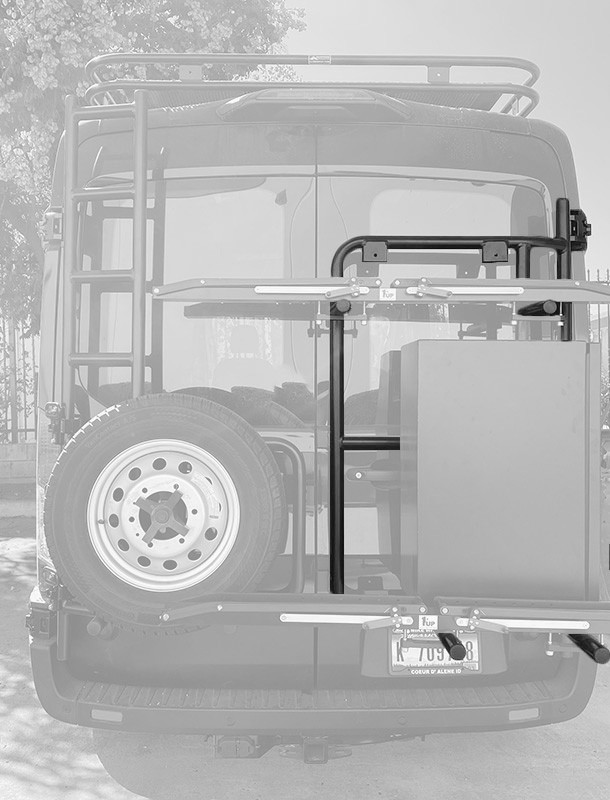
[86,53,539,84]
[84,52,540,117]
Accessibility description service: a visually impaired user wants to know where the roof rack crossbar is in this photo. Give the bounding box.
[84,53,540,117]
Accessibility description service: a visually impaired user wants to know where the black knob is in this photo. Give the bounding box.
[437,632,467,661]
[335,299,352,314]
[569,634,610,664]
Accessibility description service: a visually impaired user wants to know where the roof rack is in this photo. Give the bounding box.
[85,53,540,117]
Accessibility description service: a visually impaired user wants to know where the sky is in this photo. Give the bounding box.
[283,0,609,273]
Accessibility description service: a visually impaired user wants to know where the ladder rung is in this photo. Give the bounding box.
[74,104,136,121]
[71,187,135,202]
[69,353,133,367]
[71,270,134,285]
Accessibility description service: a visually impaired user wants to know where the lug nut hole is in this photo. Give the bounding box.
[137,556,151,567]
[205,527,218,541]
[152,458,166,471]
[163,560,177,571]
[117,539,129,552]
[128,468,141,481]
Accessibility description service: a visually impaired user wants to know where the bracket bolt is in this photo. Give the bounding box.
[161,612,170,622]
[391,607,398,614]
[280,614,287,622]
[440,607,448,615]
[354,471,363,479]
[217,604,223,612]
[419,606,426,613]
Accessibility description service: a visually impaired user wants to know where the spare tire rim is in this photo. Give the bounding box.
[87,439,240,592]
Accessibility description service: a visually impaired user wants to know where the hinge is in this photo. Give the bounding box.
[570,208,592,252]
[43,210,63,242]
[43,401,65,443]
[26,605,56,639]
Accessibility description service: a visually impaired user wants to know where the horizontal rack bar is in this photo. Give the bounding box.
[71,187,135,202]
[84,52,539,115]
[71,270,134,284]
[68,353,134,366]
[73,104,137,121]
[343,436,400,451]
[87,52,540,75]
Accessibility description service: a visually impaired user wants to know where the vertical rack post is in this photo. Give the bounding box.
[556,198,572,341]
[556,198,571,280]
[132,90,148,398]
[62,95,79,429]
[329,306,345,594]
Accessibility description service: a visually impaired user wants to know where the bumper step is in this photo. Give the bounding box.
[78,680,552,711]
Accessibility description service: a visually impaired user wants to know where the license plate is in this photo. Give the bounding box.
[390,630,480,675]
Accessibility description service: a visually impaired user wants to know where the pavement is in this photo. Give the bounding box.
[1,533,609,800]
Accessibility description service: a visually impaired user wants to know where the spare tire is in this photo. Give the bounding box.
[44,394,286,632]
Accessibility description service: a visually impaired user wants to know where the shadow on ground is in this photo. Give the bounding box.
[0,538,134,800]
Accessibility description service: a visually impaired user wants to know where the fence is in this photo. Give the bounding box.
[0,318,38,443]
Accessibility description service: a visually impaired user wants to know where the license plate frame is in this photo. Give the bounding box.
[390,630,481,675]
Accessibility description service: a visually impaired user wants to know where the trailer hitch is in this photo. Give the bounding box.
[280,737,352,764]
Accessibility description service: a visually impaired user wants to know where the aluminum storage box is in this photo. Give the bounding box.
[401,340,600,601]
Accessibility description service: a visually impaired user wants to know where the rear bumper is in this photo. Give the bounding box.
[30,636,598,736]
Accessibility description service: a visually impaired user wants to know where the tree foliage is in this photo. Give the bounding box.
[0,0,304,328]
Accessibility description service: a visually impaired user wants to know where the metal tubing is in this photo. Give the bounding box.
[73,104,137,120]
[150,147,168,394]
[72,187,135,201]
[437,632,467,661]
[344,436,400,451]
[85,52,539,114]
[131,90,148,398]
[61,95,79,430]
[265,439,307,594]
[327,209,576,595]
[86,53,539,88]
[329,308,345,594]
[568,634,610,664]
[331,235,567,278]
[68,353,133,366]
[516,243,532,279]
[85,81,538,115]
[555,198,573,340]
[71,270,134,285]
[556,198,571,280]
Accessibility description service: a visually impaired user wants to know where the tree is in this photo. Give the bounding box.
[0,0,305,330]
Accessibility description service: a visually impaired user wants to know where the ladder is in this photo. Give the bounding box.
[61,90,152,430]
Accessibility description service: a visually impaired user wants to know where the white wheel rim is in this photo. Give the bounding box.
[87,439,241,592]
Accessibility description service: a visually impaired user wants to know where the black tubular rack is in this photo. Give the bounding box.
[84,52,540,115]
[327,198,588,593]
